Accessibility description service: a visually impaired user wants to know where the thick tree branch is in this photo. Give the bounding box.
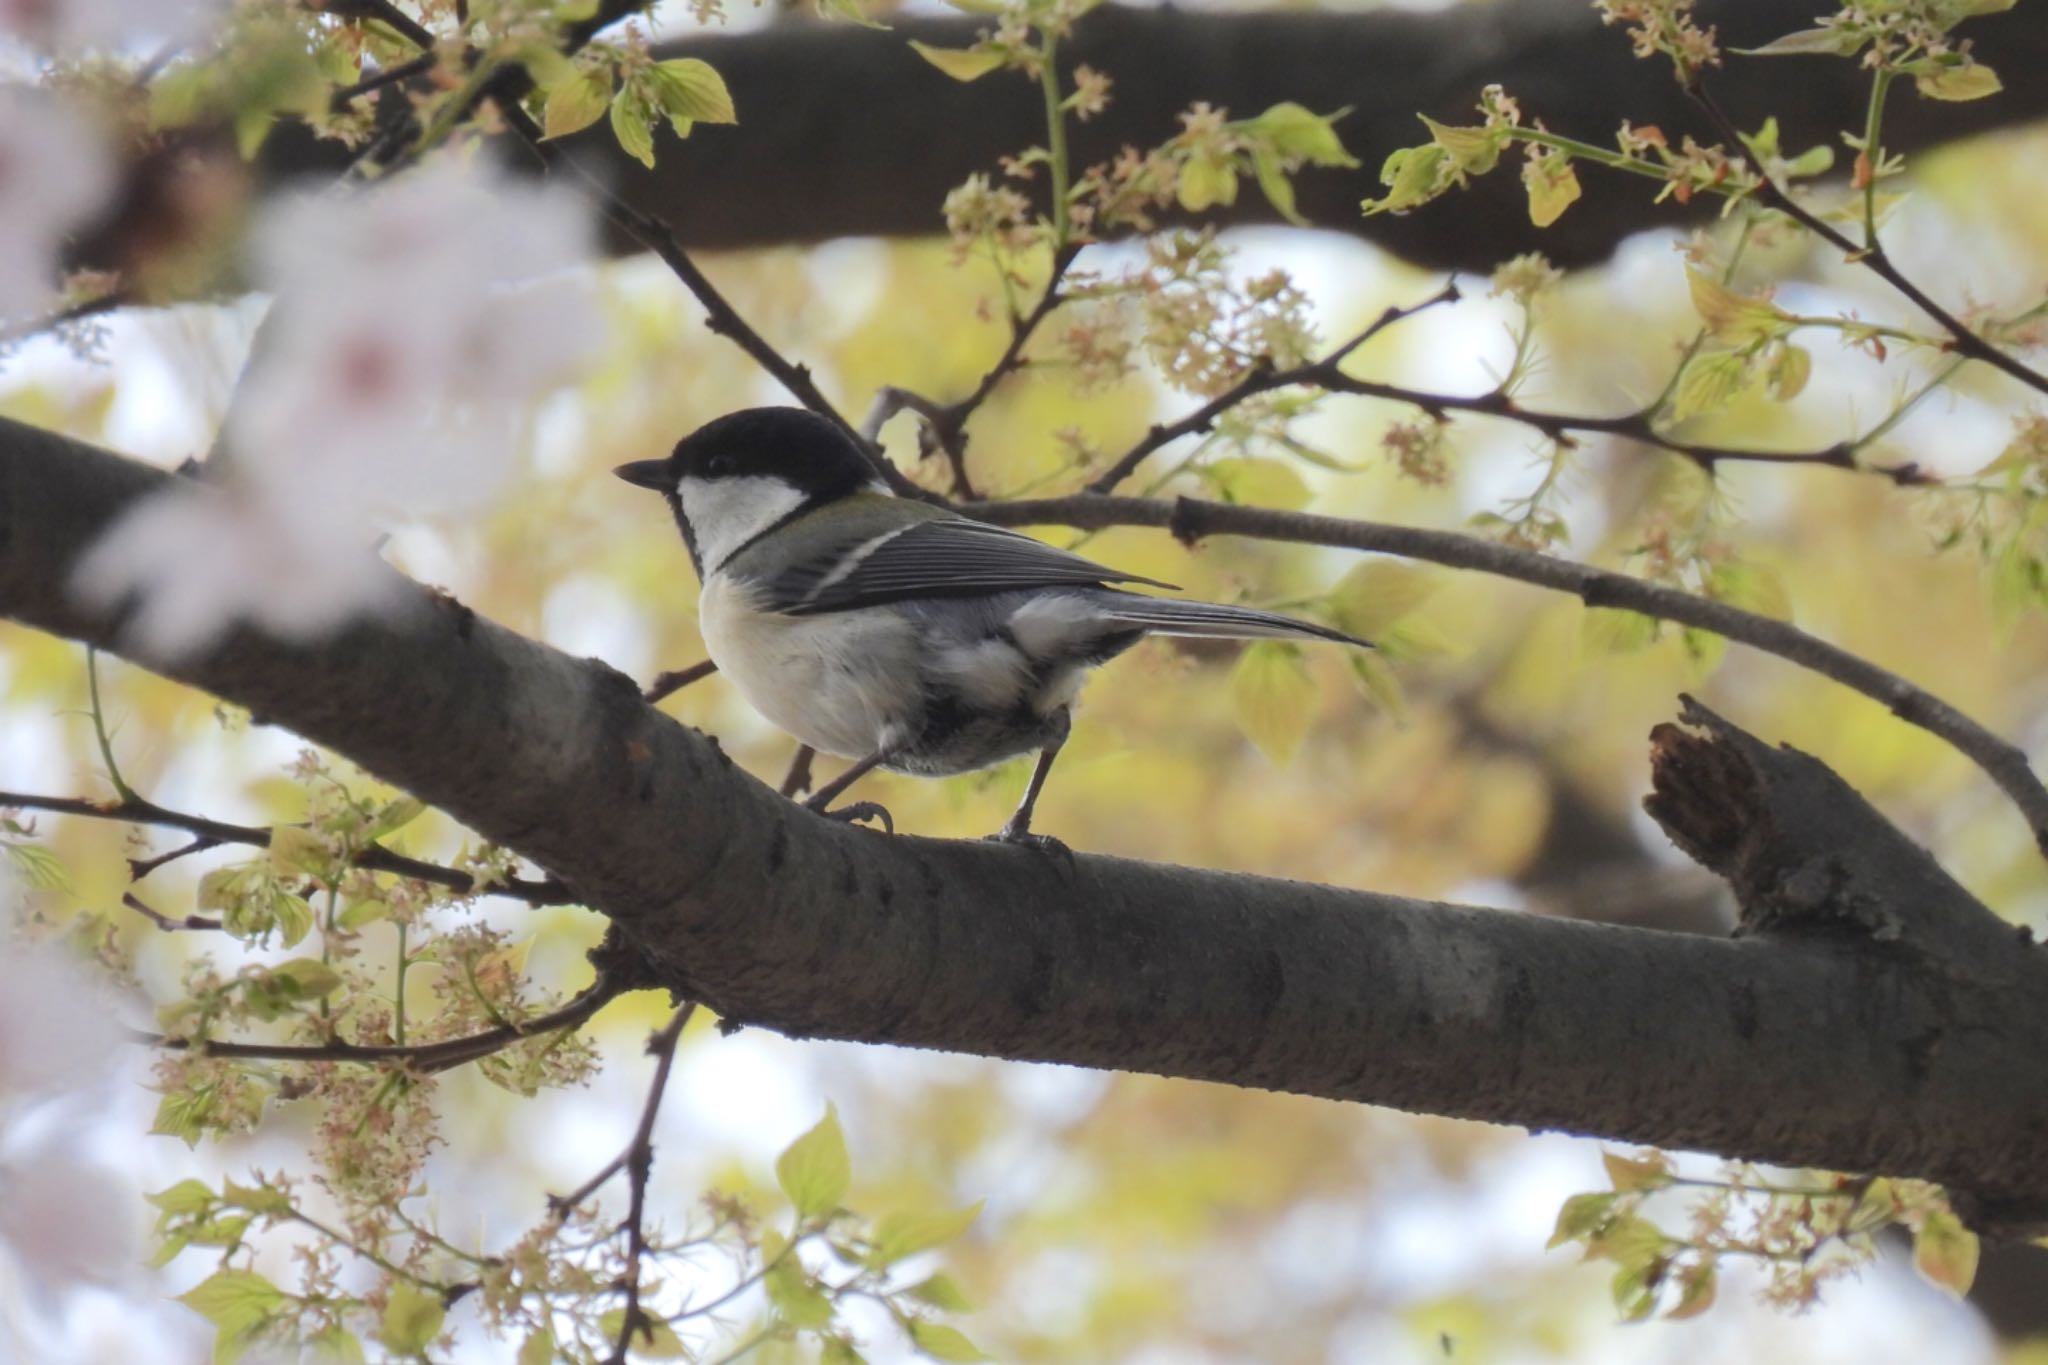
[241,0,2048,271]
[6,419,2048,1230]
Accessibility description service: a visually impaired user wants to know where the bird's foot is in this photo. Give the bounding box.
[807,798,894,834]
[984,822,1074,870]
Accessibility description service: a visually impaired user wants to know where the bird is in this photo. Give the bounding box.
[614,406,1369,849]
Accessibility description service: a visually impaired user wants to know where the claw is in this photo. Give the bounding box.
[984,823,1075,871]
[813,800,894,834]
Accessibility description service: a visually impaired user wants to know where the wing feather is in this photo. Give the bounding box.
[761,517,1176,615]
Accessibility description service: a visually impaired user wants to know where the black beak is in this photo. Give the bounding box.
[612,459,672,491]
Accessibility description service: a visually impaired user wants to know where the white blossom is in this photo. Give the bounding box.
[0,0,221,54]
[0,85,116,322]
[74,155,606,658]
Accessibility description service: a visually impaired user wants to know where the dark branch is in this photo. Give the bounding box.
[237,0,2048,272]
[973,491,2048,859]
[7,421,2048,1230]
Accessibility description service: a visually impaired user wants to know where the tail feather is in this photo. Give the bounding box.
[1096,593,1370,648]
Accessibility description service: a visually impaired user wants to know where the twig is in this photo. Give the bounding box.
[918,242,1086,499]
[777,746,816,799]
[138,975,624,1072]
[1083,281,1929,494]
[0,790,573,906]
[644,660,717,704]
[128,833,220,880]
[974,493,2048,859]
[329,51,440,110]
[1687,79,2048,401]
[122,891,222,933]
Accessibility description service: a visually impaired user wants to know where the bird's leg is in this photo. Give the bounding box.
[989,709,1072,861]
[802,748,894,832]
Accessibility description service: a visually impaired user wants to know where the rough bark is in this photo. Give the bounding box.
[4,416,2047,1231]
[241,0,2048,271]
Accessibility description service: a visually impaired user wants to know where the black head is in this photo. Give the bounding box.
[613,407,876,504]
[613,408,882,577]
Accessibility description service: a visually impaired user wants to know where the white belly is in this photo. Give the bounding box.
[698,574,919,759]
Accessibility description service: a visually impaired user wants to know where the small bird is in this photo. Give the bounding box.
[615,406,1368,847]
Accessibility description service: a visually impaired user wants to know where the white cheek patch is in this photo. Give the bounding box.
[676,474,808,574]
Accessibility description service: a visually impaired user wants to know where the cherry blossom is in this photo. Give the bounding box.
[74,155,606,657]
[0,85,115,322]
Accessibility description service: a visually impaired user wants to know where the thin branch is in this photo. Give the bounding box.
[329,51,440,110]
[974,492,2048,859]
[138,975,624,1072]
[128,833,220,880]
[0,790,574,906]
[1083,280,1930,495]
[122,890,222,933]
[1687,79,2048,401]
[602,1003,696,1365]
[644,659,717,704]
[777,745,816,800]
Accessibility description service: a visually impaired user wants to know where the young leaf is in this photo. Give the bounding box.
[765,1255,834,1328]
[1670,350,1753,423]
[1601,1151,1674,1193]
[1248,102,1359,167]
[906,1272,974,1312]
[610,89,657,169]
[1685,270,1788,345]
[649,58,737,125]
[177,1268,286,1348]
[1251,150,1304,226]
[544,69,612,140]
[777,1104,852,1218]
[907,41,1006,82]
[1913,1208,1980,1295]
[1327,560,1441,638]
[379,1279,445,1355]
[1229,642,1315,764]
[1522,153,1581,228]
[908,1321,993,1363]
[868,1200,984,1267]
[1582,607,1659,656]
[1913,61,2001,102]
[1547,1191,1618,1249]
[1665,1260,1718,1320]
[3,840,72,893]
[1736,27,1865,57]
[1177,155,1239,212]
[267,825,329,878]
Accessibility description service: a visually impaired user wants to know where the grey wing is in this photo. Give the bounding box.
[765,517,1177,615]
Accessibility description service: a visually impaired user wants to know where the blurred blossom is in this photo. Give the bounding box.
[0,85,116,321]
[0,0,221,54]
[74,155,606,657]
[0,928,125,1104]
[0,1140,137,1305]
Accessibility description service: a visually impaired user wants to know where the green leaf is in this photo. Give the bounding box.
[1361,143,1448,216]
[1582,607,1659,657]
[1548,1191,1618,1249]
[868,1201,984,1267]
[818,0,890,26]
[309,1327,367,1365]
[765,1254,834,1328]
[597,1311,687,1358]
[177,1269,286,1352]
[3,840,72,893]
[1601,1151,1673,1193]
[906,1272,974,1313]
[907,41,1006,82]
[544,69,612,140]
[777,1104,852,1218]
[1585,1213,1669,1268]
[148,1178,219,1220]
[1522,153,1581,228]
[908,1321,992,1363]
[1327,560,1441,638]
[1419,115,1499,176]
[379,1279,445,1355]
[1201,457,1310,511]
[1177,155,1238,212]
[1611,1256,1665,1322]
[518,1328,556,1365]
[1665,1259,1717,1320]
[649,58,737,126]
[1250,150,1303,226]
[1685,269,1788,345]
[222,1178,293,1217]
[609,88,656,169]
[1913,60,2001,102]
[1229,642,1315,765]
[1670,350,1753,422]
[1247,102,1359,168]
[1347,651,1407,721]
[267,825,329,878]
[1736,27,1865,57]
[1914,1208,1980,1295]
[1706,561,1793,620]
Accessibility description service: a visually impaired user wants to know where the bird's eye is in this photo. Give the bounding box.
[705,454,734,477]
